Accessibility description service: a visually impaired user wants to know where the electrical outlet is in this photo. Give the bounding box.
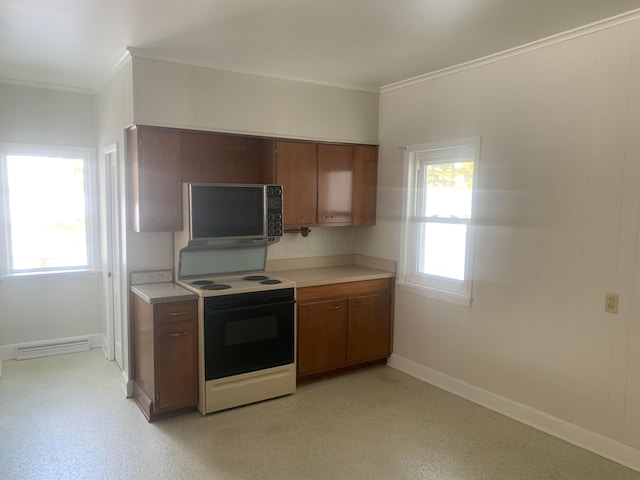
[605,292,619,314]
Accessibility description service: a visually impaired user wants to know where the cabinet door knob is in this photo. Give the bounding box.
[328,305,342,310]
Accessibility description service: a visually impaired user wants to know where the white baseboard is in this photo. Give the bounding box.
[387,353,640,473]
[0,334,105,377]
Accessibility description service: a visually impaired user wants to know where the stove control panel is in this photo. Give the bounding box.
[266,185,283,237]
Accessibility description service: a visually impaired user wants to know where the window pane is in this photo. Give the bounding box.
[7,155,87,270]
[421,161,473,218]
[417,222,467,280]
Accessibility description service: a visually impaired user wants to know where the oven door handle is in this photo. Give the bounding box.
[206,299,295,315]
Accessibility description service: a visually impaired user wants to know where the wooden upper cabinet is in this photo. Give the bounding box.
[124,124,378,232]
[275,141,377,228]
[275,141,318,227]
[180,131,275,184]
[317,144,354,225]
[126,125,182,232]
[353,145,378,226]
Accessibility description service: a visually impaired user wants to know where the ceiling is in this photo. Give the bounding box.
[2,0,640,94]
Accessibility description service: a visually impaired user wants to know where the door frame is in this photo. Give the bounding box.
[103,142,124,366]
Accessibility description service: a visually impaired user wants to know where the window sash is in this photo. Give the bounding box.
[415,221,468,281]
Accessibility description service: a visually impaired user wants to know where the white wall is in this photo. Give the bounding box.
[131,57,379,144]
[0,84,102,351]
[95,58,135,374]
[268,227,361,260]
[0,274,102,347]
[361,18,640,464]
[0,84,95,146]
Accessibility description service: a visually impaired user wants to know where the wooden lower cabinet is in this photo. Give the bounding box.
[296,278,393,383]
[347,293,391,363]
[298,299,348,374]
[132,296,198,421]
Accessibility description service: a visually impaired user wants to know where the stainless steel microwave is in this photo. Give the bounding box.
[185,182,283,242]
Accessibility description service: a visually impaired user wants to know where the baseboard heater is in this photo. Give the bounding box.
[16,339,90,360]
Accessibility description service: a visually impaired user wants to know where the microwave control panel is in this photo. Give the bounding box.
[266,185,284,237]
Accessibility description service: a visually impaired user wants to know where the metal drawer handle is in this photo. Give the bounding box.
[352,302,367,307]
[296,216,309,220]
[328,305,342,310]
[321,215,334,218]
[168,331,186,337]
[167,311,187,316]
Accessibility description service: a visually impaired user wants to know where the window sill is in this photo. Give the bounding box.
[396,280,472,308]
[0,269,102,283]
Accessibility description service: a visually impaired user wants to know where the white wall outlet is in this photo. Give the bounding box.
[605,292,619,314]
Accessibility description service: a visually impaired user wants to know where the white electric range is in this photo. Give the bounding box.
[176,272,296,297]
[175,245,297,415]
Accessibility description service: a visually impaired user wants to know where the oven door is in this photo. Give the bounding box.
[204,290,295,380]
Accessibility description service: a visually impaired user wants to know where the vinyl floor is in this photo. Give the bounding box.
[1,349,639,480]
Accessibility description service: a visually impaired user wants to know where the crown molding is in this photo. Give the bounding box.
[0,49,132,96]
[126,47,380,94]
[381,8,640,93]
[94,48,132,93]
[0,77,95,95]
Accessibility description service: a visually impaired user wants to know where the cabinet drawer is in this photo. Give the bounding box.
[296,278,392,303]
[156,301,197,324]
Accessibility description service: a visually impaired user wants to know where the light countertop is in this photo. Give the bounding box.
[274,264,394,289]
[130,282,197,304]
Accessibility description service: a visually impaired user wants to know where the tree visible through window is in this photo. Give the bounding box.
[1,146,96,275]
[400,138,480,306]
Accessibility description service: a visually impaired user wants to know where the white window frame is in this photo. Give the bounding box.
[0,143,99,278]
[398,137,481,307]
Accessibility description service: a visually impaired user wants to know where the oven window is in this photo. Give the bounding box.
[226,315,278,346]
[204,296,295,380]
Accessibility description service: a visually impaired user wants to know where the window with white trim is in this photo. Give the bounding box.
[0,144,98,276]
[399,137,480,307]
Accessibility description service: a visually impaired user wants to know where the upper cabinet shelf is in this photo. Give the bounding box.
[125,125,377,233]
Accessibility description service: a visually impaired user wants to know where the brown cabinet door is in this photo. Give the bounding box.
[155,321,197,413]
[353,145,378,226]
[180,131,274,184]
[347,293,391,363]
[275,141,317,226]
[128,126,182,232]
[317,144,354,225]
[297,299,348,375]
